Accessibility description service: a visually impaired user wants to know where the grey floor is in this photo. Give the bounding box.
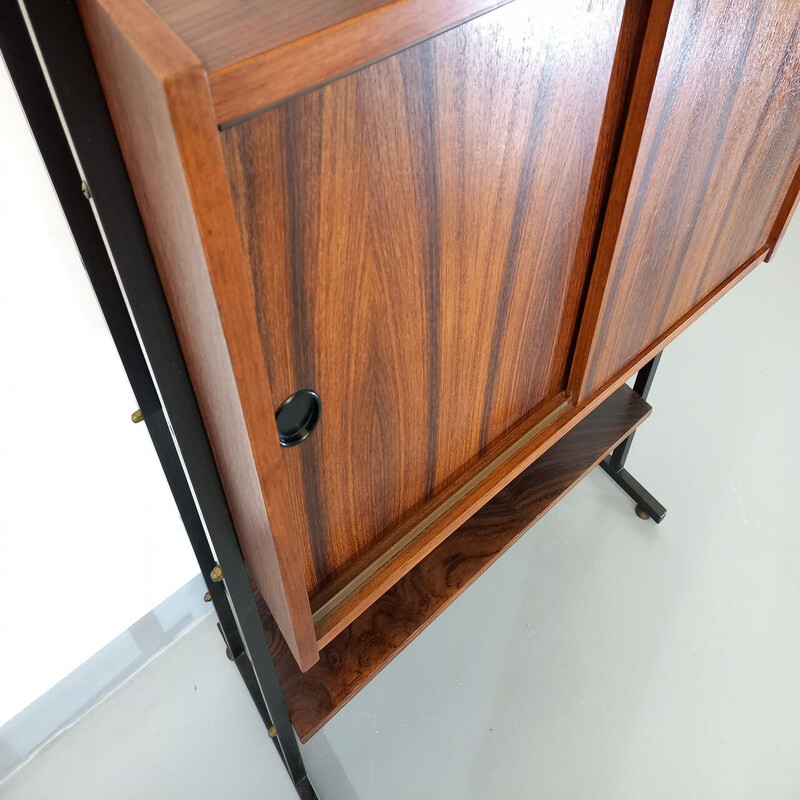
[4,216,800,799]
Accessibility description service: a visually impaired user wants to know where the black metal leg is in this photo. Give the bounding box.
[599,353,667,523]
[0,5,317,797]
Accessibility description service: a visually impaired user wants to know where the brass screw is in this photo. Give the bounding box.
[203,592,212,602]
[81,180,91,199]
[131,409,144,423]
[268,726,277,739]
[210,565,224,583]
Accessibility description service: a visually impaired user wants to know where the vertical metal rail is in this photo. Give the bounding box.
[600,353,667,522]
[0,2,317,797]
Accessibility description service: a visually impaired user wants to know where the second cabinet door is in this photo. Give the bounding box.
[220,0,626,600]
[573,0,800,400]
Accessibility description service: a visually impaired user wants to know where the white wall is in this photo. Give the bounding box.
[0,56,199,725]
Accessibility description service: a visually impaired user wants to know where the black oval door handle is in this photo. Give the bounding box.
[275,389,321,447]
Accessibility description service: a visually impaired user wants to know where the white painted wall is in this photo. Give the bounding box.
[0,57,199,724]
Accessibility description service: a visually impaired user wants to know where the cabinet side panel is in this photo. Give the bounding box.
[580,0,800,396]
[221,0,626,594]
[78,0,318,668]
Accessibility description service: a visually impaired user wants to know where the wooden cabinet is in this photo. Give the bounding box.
[78,0,800,680]
[219,0,629,653]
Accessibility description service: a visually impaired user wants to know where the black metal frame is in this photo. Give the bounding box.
[600,354,668,522]
[0,2,317,797]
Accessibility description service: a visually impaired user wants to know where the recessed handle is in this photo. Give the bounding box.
[275,389,321,447]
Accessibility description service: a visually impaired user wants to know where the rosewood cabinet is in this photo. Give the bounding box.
[77,0,800,692]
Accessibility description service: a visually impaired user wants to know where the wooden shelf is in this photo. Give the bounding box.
[256,384,651,741]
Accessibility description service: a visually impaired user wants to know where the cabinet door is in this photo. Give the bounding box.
[572,0,800,400]
[221,0,626,627]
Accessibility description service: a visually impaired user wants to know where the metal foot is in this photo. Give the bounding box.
[599,459,667,523]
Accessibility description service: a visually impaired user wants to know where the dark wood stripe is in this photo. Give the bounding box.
[400,42,442,499]
[235,133,279,383]
[479,37,558,451]
[284,95,331,582]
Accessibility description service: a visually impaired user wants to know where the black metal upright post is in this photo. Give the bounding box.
[599,353,667,522]
[0,2,317,797]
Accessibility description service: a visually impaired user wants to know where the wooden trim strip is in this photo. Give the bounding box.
[261,383,652,742]
[207,0,514,126]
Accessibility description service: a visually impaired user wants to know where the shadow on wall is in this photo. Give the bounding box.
[0,574,208,783]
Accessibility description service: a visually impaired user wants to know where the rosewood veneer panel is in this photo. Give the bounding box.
[573,0,800,399]
[221,0,626,601]
[258,384,651,741]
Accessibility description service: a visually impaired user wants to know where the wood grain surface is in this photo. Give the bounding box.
[77,0,320,670]
[146,0,390,73]
[221,0,626,608]
[142,0,515,124]
[258,383,651,741]
[572,0,800,400]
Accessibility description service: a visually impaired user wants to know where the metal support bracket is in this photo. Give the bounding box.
[599,353,668,522]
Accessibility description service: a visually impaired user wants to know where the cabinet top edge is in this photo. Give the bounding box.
[140,0,515,125]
